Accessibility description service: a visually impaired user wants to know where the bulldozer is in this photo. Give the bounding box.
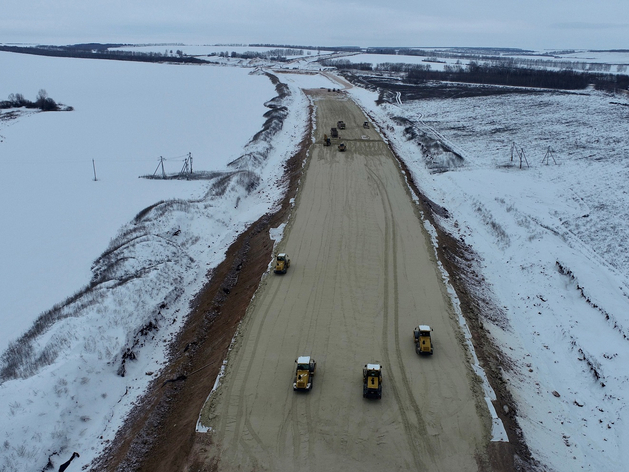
[294,356,316,391]
[363,364,382,399]
[274,253,290,274]
[337,120,346,130]
[338,143,346,152]
[323,134,331,146]
[413,325,433,355]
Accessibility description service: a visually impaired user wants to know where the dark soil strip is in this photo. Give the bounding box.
[92,108,313,472]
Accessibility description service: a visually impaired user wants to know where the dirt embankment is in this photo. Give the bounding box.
[376,120,538,472]
[92,110,313,472]
[96,87,535,472]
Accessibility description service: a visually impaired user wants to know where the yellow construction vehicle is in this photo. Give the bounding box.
[294,356,316,391]
[323,134,331,146]
[413,325,434,355]
[274,253,290,274]
[338,143,346,152]
[363,364,382,399]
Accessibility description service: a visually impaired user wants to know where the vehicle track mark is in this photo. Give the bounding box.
[291,397,301,463]
[368,159,431,436]
[368,163,425,471]
[244,411,271,467]
[224,279,284,457]
[375,165,430,436]
[276,398,293,457]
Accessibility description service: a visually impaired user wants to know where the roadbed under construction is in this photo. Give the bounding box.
[96,89,530,472]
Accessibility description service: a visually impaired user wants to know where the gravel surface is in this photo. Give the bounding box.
[196,90,492,471]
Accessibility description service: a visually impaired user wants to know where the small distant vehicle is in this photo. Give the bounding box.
[337,120,346,130]
[294,356,316,391]
[323,134,331,146]
[363,364,382,399]
[338,143,346,152]
[331,127,339,138]
[413,325,433,355]
[363,121,369,129]
[274,253,291,274]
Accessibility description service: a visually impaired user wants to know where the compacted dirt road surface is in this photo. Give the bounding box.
[195,91,490,471]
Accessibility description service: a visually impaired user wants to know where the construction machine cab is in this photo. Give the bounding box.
[414,325,433,355]
[294,356,316,391]
[363,363,383,399]
[274,253,291,274]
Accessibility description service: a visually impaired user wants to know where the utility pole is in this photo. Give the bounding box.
[510,142,529,169]
[92,159,98,181]
[153,156,167,178]
[542,146,557,165]
[519,148,529,169]
[189,152,193,174]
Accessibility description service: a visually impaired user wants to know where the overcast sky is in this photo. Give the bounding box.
[2,0,628,50]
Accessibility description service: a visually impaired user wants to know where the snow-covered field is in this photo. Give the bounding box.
[346,49,629,74]
[0,51,327,471]
[2,44,628,471]
[346,53,461,71]
[113,44,332,58]
[543,50,629,65]
[112,44,335,70]
[350,84,629,471]
[0,51,273,349]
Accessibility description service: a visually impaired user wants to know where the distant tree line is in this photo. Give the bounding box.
[418,61,629,92]
[216,48,305,61]
[0,45,205,64]
[0,89,71,112]
[250,43,361,53]
[321,59,373,71]
[361,48,626,73]
[323,59,629,92]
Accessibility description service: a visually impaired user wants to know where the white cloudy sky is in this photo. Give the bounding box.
[2,0,628,49]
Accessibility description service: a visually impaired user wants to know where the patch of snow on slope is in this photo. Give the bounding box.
[0,51,271,349]
[350,83,629,471]
[0,56,309,471]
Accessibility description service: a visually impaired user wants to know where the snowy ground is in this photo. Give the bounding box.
[1,45,628,471]
[113,44,332,57]
[0,51,272,349]
[346,49,629,74]
[349,84,629,471]
[0,51,335,471]
[345,53,462,71]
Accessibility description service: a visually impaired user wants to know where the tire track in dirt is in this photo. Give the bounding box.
[370,162,425,471]
[276,398,292,457]
[216,280,284,467]
[198,90,491,472]
[368,162,430,437]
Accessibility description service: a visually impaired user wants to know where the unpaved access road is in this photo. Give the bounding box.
[195,91,491,471]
